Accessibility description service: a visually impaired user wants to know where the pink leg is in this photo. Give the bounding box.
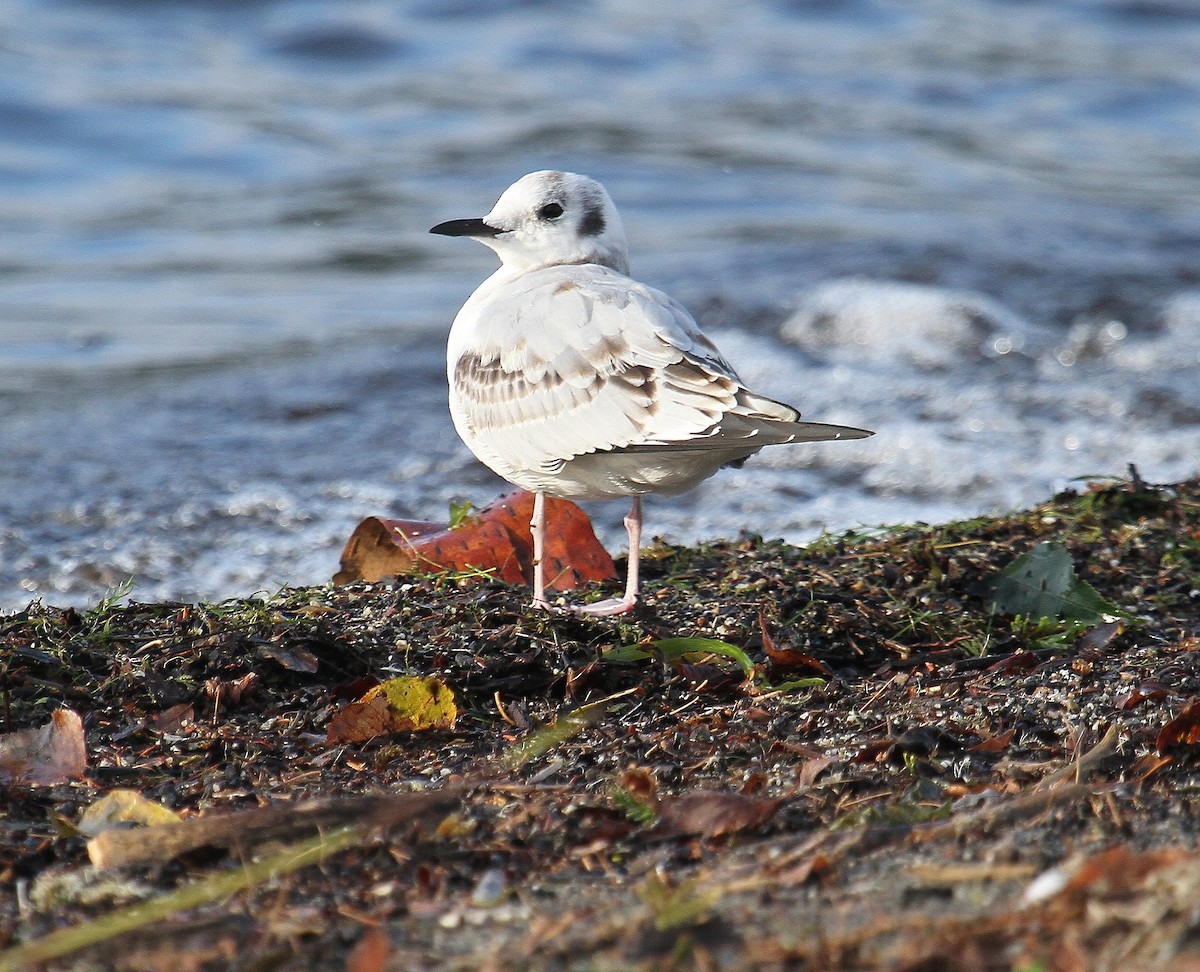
[622,494,642,604]
[575,495,642,617]
[530,491,551,611]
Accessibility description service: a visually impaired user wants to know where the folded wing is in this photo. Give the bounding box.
[451,265,871,474]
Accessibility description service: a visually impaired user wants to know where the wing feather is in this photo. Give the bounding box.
[449,264,867,480]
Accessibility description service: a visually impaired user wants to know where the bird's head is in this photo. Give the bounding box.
[431,170,630,275]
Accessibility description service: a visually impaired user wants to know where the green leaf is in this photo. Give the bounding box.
[988,541,1119,623]
[605,637,755,677]
[602,644,656,664]
[502,699,608,770]
[447,498,476,529]
[636,874,717,932]
[610,785,657,826]
[771,676,827,693]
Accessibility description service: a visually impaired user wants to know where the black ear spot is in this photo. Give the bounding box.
[579,204,606,237]
[537,202,564,220]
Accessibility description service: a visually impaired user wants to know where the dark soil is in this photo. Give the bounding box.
[3,473,1200,971]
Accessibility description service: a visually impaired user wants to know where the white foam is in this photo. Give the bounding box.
[780,278,1043,371]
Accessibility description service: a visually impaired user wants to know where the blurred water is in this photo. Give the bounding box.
[2,0,1198,609]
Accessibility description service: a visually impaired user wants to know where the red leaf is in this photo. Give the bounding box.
[346,927,390,972]
[969,728,1016,754]
[759,610,833,677]
[854,738,896,763]
[331,675,382,702]
[334,491,616,592]
[987,652,1039,675]
[1115,680,1171,711]
[1130,752,1172,783]
[1156,698,1200,753]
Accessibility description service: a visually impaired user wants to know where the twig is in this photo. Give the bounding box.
[1,826,356,971]
[2,788,461,970]
[88,788,462,869]
[1033,723,1120,791]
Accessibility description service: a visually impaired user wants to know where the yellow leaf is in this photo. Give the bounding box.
[78,789,182,837]
[366,676,458,732]
[326,676,457,744]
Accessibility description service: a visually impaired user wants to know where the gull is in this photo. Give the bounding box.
[431,171,872,616]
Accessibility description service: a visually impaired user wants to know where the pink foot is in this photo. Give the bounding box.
[572,595,638,617]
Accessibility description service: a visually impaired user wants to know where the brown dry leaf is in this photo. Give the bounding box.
[78,789,182,836]
[1115,680,1171,711]
[678,662,739,690]
[855,738,896,763]
[331,675,382,702]
[1077,619,1123,652]
[969,728,1017,754]
[327,696,394,745]
[773,852,832,887]
[1156,697,1200,753]
[0,708,87,785]
[619,766,660,808]
[1063,846,1187,898]
[327,676,457,745]
[346,926,390,972]
[740,771,768,795]
[759,609,833,678]
[987,652,1039,675]
[258,641,319,673]
[1130,752,1173,784]
[571,806,638,850]
[146,703,195,733]
[657,790,783,838]
[798,756,835,786]
[333,490,616,591]
[226,672,260,704]
[772,739,824,760]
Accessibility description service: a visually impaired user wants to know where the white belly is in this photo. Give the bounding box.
[453,403,755,500]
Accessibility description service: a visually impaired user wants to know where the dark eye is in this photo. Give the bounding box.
[537,202,564,220]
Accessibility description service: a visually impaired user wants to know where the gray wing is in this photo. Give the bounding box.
[451,265,870,473]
